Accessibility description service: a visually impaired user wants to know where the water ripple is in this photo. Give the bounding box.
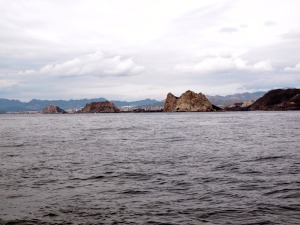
[0,112,300,224]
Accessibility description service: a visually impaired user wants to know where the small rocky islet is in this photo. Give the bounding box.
[42,88,300,114]
[79,101,120,113]
[42,105,67,114]
[163,90,215,112]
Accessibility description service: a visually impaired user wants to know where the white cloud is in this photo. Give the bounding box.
[0,79,18,88]
[284,62,300,72]
[175,57,274,73]
[19,52,144,77]
[252,60,274,71]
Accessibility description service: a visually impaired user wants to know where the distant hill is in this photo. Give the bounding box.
[0,92,267,112]
[0,98,25,112]
[0,97,161,113]
[207,92,266,106]
[249,89,300,111]
[25,98,107,111]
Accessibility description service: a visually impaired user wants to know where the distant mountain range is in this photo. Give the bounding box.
[207,92,266,106]
[0,91,266,113]
[0,97,161,113]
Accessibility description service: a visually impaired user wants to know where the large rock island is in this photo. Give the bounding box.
[42,105,67,114]
[249,88,300,111]
[80,101,120,113]
[164,90,215,112]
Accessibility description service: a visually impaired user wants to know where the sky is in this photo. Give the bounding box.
[1,0,300,101]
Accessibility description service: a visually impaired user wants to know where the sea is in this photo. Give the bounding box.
[0,112,299,225]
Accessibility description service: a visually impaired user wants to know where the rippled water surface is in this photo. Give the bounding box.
[0,112,300,225]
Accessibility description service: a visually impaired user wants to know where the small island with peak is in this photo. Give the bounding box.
[79,101,120,113]
[163,90,217,112]
[42,105,67,114]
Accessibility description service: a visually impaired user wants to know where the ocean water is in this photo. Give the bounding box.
[0,112,300,225]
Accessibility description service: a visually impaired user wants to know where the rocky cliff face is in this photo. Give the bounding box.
[42,105,67,114]
[80,101,120,113]
[164,90,214,112]
[241,100,254,108]
[250,89,300,111]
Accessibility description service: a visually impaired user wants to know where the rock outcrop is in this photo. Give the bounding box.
[241,100,254,108]
[80,101,120,113]
[224,101,253,111]
[42,105,67,114]
[249,89,300,111]
[163,90,215,112]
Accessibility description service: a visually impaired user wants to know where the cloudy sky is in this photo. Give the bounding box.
[1,0,300,101]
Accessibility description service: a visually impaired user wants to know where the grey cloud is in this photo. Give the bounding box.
[0,79,19,88]
[168,1,235,38]
[219,27,239,33]
[284,62,300,72]
[264,21,276,26]
[242,74,300,90]
[243,39,300,69]
[281,30,300,40]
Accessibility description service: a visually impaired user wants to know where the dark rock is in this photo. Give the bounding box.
[241,100,254,107]
[42,105,67,114]
[163,90,215,112]
[249,88,300,111]
[212,104,222,111]
[224,100,254,111]
[80,101,120,113]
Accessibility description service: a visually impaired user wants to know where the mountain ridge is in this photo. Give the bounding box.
[0,97,161,112]
[207,91,266,106]
[0,91,266,112]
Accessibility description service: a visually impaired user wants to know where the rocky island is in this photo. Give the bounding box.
[79,101,120,113]
[42,105,67,114]
[164,90,216,112]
